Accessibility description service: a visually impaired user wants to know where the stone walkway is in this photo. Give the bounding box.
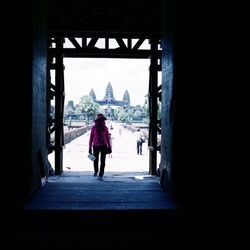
[48,121,160,174]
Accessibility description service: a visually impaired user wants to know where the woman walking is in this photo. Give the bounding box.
[88,114,112,180]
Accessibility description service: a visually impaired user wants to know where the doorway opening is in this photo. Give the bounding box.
[47,37,161,179]
[48,56,161,178]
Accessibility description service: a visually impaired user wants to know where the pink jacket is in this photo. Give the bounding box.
[89,125,111,148]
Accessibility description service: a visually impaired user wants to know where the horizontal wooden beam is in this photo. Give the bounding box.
[49,48,161,59]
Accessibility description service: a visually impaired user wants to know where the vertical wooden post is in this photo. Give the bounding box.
[148,39,159,175]
[54,38,64,175]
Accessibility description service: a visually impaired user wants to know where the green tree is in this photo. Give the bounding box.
[78,95,101,121]
[117,108,130,123]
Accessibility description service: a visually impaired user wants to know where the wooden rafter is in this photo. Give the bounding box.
[68,37,81,49]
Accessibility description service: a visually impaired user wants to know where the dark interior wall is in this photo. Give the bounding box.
[161,1,212,210]
[30,0,48,197]
[5,0,48,209]
[160,0,174,194]
[160,45,174,192]
[161,0,200,208]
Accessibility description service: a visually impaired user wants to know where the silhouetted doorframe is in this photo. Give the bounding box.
[48,36,162,175]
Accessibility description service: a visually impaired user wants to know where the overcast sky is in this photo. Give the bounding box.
[62,58,150,107]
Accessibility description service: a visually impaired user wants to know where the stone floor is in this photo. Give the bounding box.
[25,122,172,211]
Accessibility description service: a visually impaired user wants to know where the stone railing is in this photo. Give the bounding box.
[64,124,92,144]
[50,124,92,145]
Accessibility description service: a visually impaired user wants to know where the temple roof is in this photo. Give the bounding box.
[89,82,130,106]
[89,88,96,100]
[104,82,115,100]
[123,89,130,104]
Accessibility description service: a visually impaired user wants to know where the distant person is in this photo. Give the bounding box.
[89,113,112,181]
[135,128,145,155]
[108,133,113,158]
